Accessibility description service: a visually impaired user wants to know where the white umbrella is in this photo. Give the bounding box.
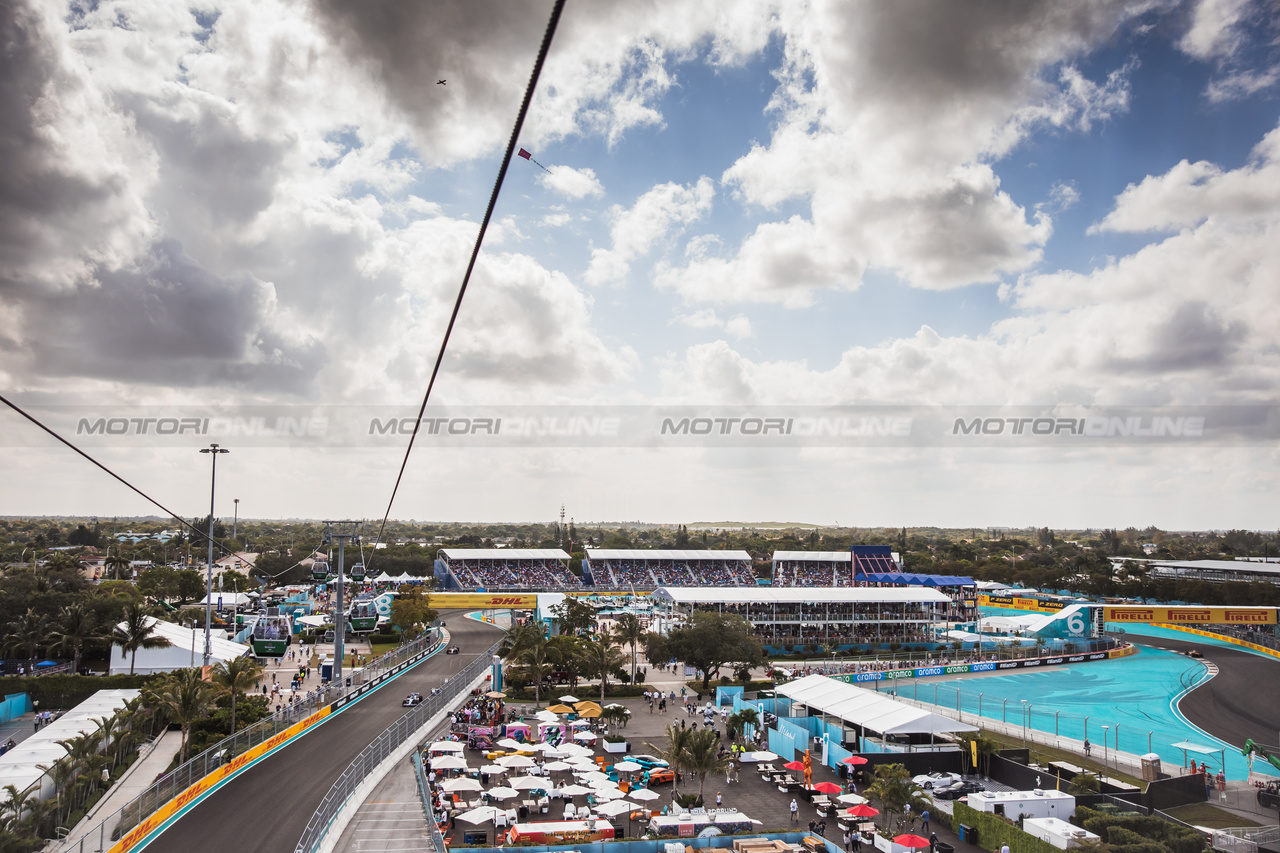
[741,750,778,763]
[613,761,642,772]
[559,694,580,703]
[837,792,868,805]
[581,771,612,784]
[595,799,636,816]
[478,764,507,776]
[570,719,592,728]
[544,761,572,771]
[432,755,469,770]
[559,784,591,796]
[573,731,598,742]
[456,806,502,824]
[429,741,464,753]
[533,741,563,752]
[565,755,597,767]
[535,710,560,722]
[487,786,519,800]
[591,786,627,800]
[497,738,527,750]
[604,703,625,709]
[628,788,660,801]
[440,777,483,792]
[497,754,535,768]
[508,776,547,790]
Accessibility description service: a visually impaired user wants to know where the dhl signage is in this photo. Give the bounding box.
[110,707,331,852]
[428,592,538,609]
[1104,605,1277,625]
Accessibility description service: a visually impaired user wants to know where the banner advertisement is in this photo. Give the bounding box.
[428,593,538,609]
[1104,605,1277,625]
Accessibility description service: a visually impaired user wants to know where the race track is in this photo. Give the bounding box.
[145,611,503,853]
[1125,631,1280,751]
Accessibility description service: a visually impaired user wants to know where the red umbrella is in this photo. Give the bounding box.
[784,760,806,772]
[841,756,869,765]
[812,782,843,794]
[847,805,879,818]
[894,835,931,849]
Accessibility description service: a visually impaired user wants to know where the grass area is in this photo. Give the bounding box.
[1164,802,1262,829]
[979,728,1147,788]
[370,642,397,657]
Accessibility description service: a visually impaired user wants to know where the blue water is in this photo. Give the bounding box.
[906,643,1271,781]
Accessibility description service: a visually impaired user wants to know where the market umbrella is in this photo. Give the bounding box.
[846,805,879,818]
[497,738,527,750]
[487,786,519,800]
[559,695,580,703]
[455,806,502,824]
[575,700,602,712]
[433,755,469,770]
[569,719,592,728]
[478,764,507,777]
[740,750,778,763]
[841,756,869,765]
[535,710,561,722]
[595,799,636,817]
[578,707,602,718]
[628,788,660,801]
[591,786,627,800]
[784,760,806,772]
[485,691,507,699]
[428,741,464,753]
[440,777,483,792]
[558,743,594,757]
[559,784,591,796]
[508,776,546,790]
[893,835,931,849]
[836,793,867,805]
[544,761,572,772]
[573,731,597,742]
[496,754,535,768]
[604,703,626,709]
[613,761,642,773]
[547,704,575,714]
[812,782,843,794]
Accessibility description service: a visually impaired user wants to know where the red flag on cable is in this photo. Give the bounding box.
[516,147,550,172]
[518,148,532,160]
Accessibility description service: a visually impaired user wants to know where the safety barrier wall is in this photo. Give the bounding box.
[1153,624,1280,661]
[293,643,500,853]
[66,631,444,853]
[0,692,31,724]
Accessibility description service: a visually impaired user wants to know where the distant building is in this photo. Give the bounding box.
[1118,558,1280,587]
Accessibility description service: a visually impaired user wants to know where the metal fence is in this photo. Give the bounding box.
[63,631,444,853]
[294,643,500,853]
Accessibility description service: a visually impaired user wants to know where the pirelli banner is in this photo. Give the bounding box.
[428,592,538,609]
[1104,605,1277,625]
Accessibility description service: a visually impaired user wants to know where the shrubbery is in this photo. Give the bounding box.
[0,673,160,708]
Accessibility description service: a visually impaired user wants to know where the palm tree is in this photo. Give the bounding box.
[212,655,263,733]
[681,727,728,803]
[105,549,129,581]
[507,626,555,707]
[576,636,626,703]
[864,763,928,832]
[648,724,693,793]
[726,707,760,743]
[145,668,214,762]
[612,614,644,685]
[111,604,172,675]
[35,757,78,827]
[50,602,104,673]
[3,608,48,666]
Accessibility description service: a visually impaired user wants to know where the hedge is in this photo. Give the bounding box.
[952,802,1059,853]
[0,673,162,709]
[1074,805,1204,853]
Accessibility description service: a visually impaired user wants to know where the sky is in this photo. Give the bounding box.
[1,0,1279,529]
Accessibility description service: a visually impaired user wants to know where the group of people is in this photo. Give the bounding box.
[449,559,582,589]
[32,709,60,731]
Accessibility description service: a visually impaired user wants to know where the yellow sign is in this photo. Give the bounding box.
[109,706,331,852]
[1104,605,1277,625]
[428,592,538,609]
[980,594,1062,613]
[970,739,978,768]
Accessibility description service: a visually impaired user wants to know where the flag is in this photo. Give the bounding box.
[518,148,532,160]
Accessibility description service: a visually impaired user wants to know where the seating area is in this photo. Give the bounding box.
[446,558,583,589]
[772,560,838,586]
[587,550,756,588]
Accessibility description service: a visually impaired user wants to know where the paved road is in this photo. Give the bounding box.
[1125,631,1280,751]
[146,612,503,853]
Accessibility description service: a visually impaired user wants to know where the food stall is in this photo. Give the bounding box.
[647,809,755,838]
[537,721,567,746]
[505,819,616,845]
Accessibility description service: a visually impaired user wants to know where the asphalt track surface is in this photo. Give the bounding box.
[1125,631,1280,751]
[146,611,503,853]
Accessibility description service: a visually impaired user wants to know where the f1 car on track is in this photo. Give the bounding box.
[403,692,423,707]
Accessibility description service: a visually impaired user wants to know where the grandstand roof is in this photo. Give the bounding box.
[772,551,852,562]
[651,586,950,605]
[859,572,975,587]
[586,549,751,561]
[439,548,570,561]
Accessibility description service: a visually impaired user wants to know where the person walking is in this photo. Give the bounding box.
[790,799,799,823]
[929,832,938,853]
[921,809,930,834]
[1083,738,1091,757]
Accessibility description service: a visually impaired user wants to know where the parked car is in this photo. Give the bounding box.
[403,692,423,707]
[933,780,984,800]
[912,772,963,790]
[644,767,675,785]
[628,754,670,769]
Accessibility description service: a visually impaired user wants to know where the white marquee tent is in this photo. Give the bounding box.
[109,616,251,675]
[778,674,978,738]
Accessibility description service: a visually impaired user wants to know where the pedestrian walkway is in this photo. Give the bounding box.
[54,729,182,852]
[332,755,429,853]
[0,712,38,751]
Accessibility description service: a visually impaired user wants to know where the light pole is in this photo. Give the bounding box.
[1021,700,1029,747]
[200,443,229,667]
[1101,725,1110,779]
[233,498,239,542]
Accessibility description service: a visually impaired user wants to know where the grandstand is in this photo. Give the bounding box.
[583,549,755,588]
[435,548,577,590]
[854,570,977,622]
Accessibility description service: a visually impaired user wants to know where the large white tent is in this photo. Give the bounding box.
[0,689,140,804]
[778,674,977,737]
[109,616,251,674]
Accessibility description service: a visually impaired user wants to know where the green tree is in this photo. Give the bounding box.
[506,624,556,707]
[648,724,693,791]
[212,655,263,733]
[49,602,104,673]
[576,635,626,703]
[4,608,47,663]
[550,598,596,636]
[145,668,215,762]
[612,613,644,685]
[111,604,172,675]
[726,707,759,742]
[136,565,180,601]
[389,586,439,641]
[864,763,928,831]
[175,568,205,603]
[664,611,765,689]
[105,549,129,581]
[682,727,728,802]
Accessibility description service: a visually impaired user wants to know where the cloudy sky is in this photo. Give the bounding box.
[1,0,1278,529]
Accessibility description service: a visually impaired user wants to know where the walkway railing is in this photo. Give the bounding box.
[293,643,500,853]
[63,631,443,853]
